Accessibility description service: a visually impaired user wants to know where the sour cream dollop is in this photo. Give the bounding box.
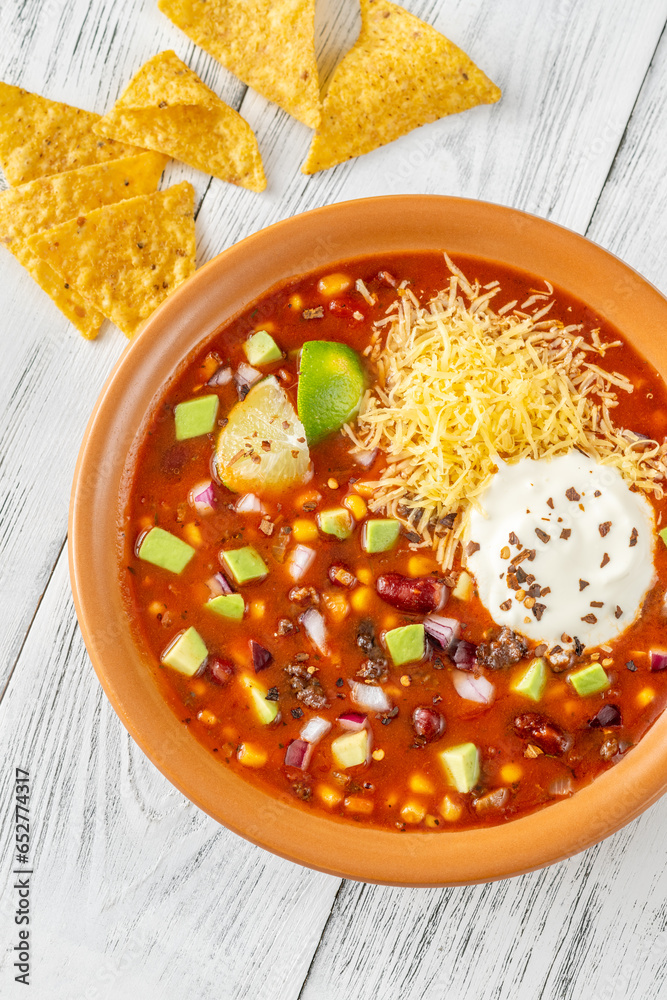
[465,451,656,648]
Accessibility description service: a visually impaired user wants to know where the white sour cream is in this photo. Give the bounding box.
[465,451,656,649]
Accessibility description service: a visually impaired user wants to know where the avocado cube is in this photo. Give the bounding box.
[207,594,245,620]
[385,624,425,666]
[239,675,279,724]
[439,742,480,793]
[331,729,370,769]
[244,330,282,366]
[362,518,401,553]
[569,663,610,697]
[174,394,219,440]
[161,627,208,676]
[660,526,667,548]
[511,657,547,702]
[221,546,268,585]
[138,527,195,574]
[318,507,353,540]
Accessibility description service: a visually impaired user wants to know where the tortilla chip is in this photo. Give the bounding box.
[93,51,265,191]
[27,182,196,337]
[0,82,148,186]
[302,0,501,174]
[157,0,320,128]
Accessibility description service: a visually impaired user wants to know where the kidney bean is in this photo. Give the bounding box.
[376,573,447,614]
[412,706,445,741]
[207,657,234,685]
[513,713,572,756]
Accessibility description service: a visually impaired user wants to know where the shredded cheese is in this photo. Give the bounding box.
[347,254,667,570]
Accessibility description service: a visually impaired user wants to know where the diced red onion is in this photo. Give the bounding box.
[288,545,316,581]
[589,704,622,728]
[424,615,461,651]
[300,607,328,654]
[207,572,233,596]
[189,480,216,513]
[451,669,494,705]
[300,716,332,744]
[351,448,378,469]
[234,362,262,390]
[208,365,232,386]
[548,776,573,797]
[453,639,477,669]
[250,640,273,673]
[338,711,367,732]
[350,682,391,713]
[650,649,667,671]
[284,739,313,770]
[234,492,263,514]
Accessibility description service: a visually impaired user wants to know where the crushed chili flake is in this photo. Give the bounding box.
[541,586,551,596]
[594,490,601,497]
[303,307,324,319]
[291,707,304,719]
[590,601,603,608]
[560,528,571,539]
[581,613,597,624]
[615,606,623,619]
[261,440,271,452]
[579,579,589,591]
[524,744,544,758]
[500,545,510,559]
[534,643,547,657]
[499,599,512,611]
[527,549,536,561]
[574,637,584,656]
[510,549,532,566]
[302,501,318,511]
[527,584,541,598]
[466,541,480,556]
[629,527,638,547]
[599,521,612,537]
[532,602,546,621]
[516,566,527,584]
[402,529,421,543]
[626,659,637,671]
[601,553,610,568]
[565,487,581,501]
[546,498,554,510]
[509,532,520,546]
[535,528,550,543]
[266,687,280,701]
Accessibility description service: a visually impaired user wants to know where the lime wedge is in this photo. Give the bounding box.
[297,341,366,446]
[215,376,310,494]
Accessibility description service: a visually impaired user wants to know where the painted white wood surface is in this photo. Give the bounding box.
[2,0,667,997]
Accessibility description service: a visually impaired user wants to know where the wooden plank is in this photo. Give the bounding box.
[0,549,340,998]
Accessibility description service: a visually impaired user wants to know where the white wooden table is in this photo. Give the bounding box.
[2,0,667,996]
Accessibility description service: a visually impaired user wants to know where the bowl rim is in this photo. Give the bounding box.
[69,193,667,886]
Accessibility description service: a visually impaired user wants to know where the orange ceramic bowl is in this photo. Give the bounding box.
[69,195,667,885]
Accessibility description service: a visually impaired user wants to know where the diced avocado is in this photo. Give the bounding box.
[207,594,245,620]
[318,507,353,540]
[511,657,547,702]
[221,546,268,585]
[239,675,279,724]
[331,729,369,769]
[174,394,219,440]
[161,627,208,676]
[660,526,667,547]
[362,518,400,553]
[439,742,480,793]
[385,624,425,666]
[244,330,282,366]
[138,527,195,574]
[569,663,610,697]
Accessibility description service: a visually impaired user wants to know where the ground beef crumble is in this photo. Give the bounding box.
[477,626,528,670]
[284,663,329,709]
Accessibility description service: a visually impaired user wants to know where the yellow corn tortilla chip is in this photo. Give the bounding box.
[157,0,320,128]
[0,152,167,339]
[93,51,265,191]
[302,0,501,174]
[27,182,196,338]
[0,82,148,186]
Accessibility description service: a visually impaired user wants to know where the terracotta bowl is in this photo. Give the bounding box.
[69,195,667,886]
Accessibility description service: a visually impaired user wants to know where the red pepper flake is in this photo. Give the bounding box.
[535,528,550,543]
[466,541,480,556]
[573,636,584,656]
[615,606,623,619]
[499,599,512,611]
[599,521,612,537]
[594,490,601,497]
[261,440,271,452]
[541,586,551,596]
[565,487,581,501]
[546,498,554,510]
[303,307,324,319]
[600,553,610,568]
[579,579,589,591]
[626,659,637,671]
[581,613,597,624]
[534,643,547,657]
[515,566,527,584]
[629,527,638,547]
[510,549,532,566]
[266,687,280,701]
[560,528,571,540]
[508,532,520,546]
[532,602,546,621]
[527,584,541,598]
[590,601,603,608]
[526,549,536,561]
[291,707,304,719]
[302,500,318,511]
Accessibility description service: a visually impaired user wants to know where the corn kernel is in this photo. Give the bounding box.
[317,784,344,808]
[439,795,463,823]
[197,709,217,727]
[250,600,266,619]
[372,748,385,761]
[256,320,275,333]
[409,773,434,795]
[352,481,376,497]
[199,353,221,380]
[222,725,238,742]
[385,793,399,809]
[384,614,399,629]
[400,800,427,824]
[452,571,473,601]
[292,518,319,543]
[350,586,373,613]
[343,494,368,521]
[637,687,656,707]
[237,743,268,768]
[407,555,437,577]
[601,658,613,667]
[148,600,166,616]
[183,523,203,548]
[190,679,208,697]
[356,567,373,585]
[424,814,441,828]
[322,591,350,623]
[295,489,322,508]
[344,795,374,814]
[500,763,523,784]
[318,272,352,297]
[327,478,339,490]
[400,674,411,687]
[139,516,154,531]
[289,293,303,311]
